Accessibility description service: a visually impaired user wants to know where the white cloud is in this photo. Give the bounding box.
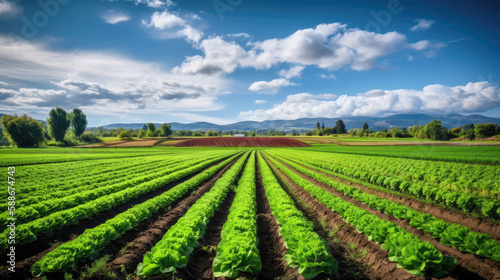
[175,23,417,75]
[142,10,203,43]
[239,82,500,121]
[255,99,267,104]
[0,35,228,118]
[248,78,297,94]
[319,73,336,80]
[227,33,251,39]
[0,0,21,18]
[408,55,413,62]
[278,65,305,79]
[410,19,435,31]
[102,10,130,24]
[409,40,446,57]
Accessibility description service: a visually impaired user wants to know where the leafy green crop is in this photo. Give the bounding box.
[136,152,249,278]
[31,152,241,277]
[212,152,262,278]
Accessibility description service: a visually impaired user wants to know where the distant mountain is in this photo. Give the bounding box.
[99,114,500,132]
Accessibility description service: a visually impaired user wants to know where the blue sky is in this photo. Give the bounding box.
[0,0,499,126]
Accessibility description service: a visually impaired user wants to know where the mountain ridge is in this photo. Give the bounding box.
[96,113,500,132]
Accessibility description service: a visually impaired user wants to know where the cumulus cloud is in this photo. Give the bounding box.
[248,78,297,94]
[102,10,130,24]
[0,35,228,117]
[0,0,21,18]
[142,10,203,42]
[410,19,435,31]
[174,23,419,75]
[278,65,305,79]
[255,99,267,104]
[239,82,500,121]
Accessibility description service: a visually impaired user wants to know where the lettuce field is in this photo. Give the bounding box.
[0,144,499,280]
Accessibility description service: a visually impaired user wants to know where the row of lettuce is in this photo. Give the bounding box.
[267,151,500,262]
[1,151,236,253]
[274,149,500,220]
[0,153,223,227]
[264,153,457,277]
[32,152,242,276]
[25,149,487,278]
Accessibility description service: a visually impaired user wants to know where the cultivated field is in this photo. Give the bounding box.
[176,137,310,147]
[1,142,499,280]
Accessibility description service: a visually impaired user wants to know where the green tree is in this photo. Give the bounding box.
[160,123,173,137]
[362,123,369,132]
[474,123,497,138]
[321,123,325,130]
[142,124,148,131]
[147,123,156,137]
[138,129,146,138]
[69,108,87,137]
[118,131,132,140]
[1,114,45,147]
[250,131,256,137]
[423,119,449,140]
[316,122,321,130]
[336,119,346,134]
[48,107,70,141]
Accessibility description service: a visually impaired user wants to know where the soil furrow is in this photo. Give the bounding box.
[105,156,240,278]
[262,154,420,280]
[174,191,236,280]
[0,155,234,279]
[280,155,500,240]
[255,155,300,280]
[271,155,495,280]
[262,155,369,280]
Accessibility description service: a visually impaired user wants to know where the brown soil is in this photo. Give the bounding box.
[282,156,500,241]
[174,191,236,280]
[106,157,239,277]
[255,156,301,280]
[292,137,500,146]
[271,155,497,280]
[262,154,423,280]
[0,156,233,279]
[261,155,369,280]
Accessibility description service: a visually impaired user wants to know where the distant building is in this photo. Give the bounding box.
[234,134,245,137]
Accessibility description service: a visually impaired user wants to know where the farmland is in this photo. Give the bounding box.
[1,143,500,280]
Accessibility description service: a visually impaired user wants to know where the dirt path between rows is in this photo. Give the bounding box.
[270,155,496,280]
[255,156,301,280]
[105,156,240,278]
[0,155,234,280]
[262,154,424,280]
[278,155,500,241]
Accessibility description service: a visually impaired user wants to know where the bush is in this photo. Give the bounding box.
[1,114,45,147]
[138,130,146,138]
[118,131,132,140]
[80,133,103,143]
[475,123,497,138]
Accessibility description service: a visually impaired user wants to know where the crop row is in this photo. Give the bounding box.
[265,154,456,277]
[0,155,175,208]
[282,149,498,196]
[0,153,226,227]
[212,152,262,278]
[257,152,337,279]
[275,150,500,219]
[0,152,237,253]
[136,152,249,277]
[0,154,186,202]
[0,150,168,167]
[267,152,500,262]
[31,153,242,277]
